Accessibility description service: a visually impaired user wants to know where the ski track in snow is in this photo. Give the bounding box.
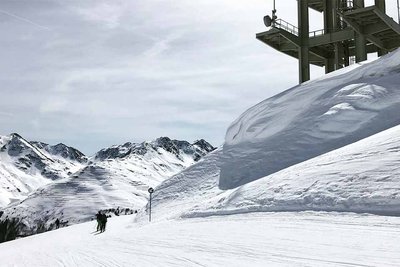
[1,212,400,267]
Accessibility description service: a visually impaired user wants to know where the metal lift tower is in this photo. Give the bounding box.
[257,0,400,83]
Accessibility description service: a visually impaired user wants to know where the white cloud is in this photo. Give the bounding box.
[143,31,184,58]
[76,1,128,29]
[39,97,69,113]
[0,111,14,117]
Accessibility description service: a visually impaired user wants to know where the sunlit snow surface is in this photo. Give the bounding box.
[221,50,400,189]
[144,123,400,221]
[1,213,400,267]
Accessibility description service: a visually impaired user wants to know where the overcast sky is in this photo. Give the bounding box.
[0,0,398,154]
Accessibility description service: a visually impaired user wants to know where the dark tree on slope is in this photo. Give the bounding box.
[35,219,49,234]
[0,218,21,243]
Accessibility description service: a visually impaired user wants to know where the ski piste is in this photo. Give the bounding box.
[1,212,400,266]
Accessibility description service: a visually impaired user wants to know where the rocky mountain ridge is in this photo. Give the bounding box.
[94,137,214,162]
[0,133,86,207]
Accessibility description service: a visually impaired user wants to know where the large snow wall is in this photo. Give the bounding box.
[220,49,400,189]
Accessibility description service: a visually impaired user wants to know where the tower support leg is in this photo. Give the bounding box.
[354,0,367,63]
[355,33,367,63]
[375,0,388,56]
[324,0,335,73]
[298,0,310,83]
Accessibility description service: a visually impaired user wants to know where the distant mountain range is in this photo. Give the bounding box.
[0,133,214,234]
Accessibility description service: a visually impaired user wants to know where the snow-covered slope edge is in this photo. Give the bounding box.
[137,117,400,222]
[220,49,400,189]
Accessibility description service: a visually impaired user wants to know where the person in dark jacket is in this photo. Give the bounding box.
[100,214,107,232]
[96,211,102,232]
[55,218,60,229]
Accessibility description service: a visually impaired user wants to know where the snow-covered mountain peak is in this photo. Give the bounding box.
[152,136,182,154]
[94,137,215,162]
[150,137,215,161]
[1,133,47,159]
[0,133,87,207]
[31,142,87,164]
[193,139,215,151]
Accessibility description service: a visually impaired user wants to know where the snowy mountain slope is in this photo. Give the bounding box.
[1,137,214,233]
[31,141,87,164]
[220,50,400,189]
[0,157,51,208]
[140,122,400,222]
[1,212,400,267]
[0,134,86,207]
[137,148,223,221]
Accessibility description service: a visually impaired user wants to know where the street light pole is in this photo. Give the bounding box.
[148,187,154,222]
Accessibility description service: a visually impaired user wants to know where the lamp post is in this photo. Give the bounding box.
[148,187,154,222]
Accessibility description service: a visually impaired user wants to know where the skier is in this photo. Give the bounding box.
[55,218,60,229]
[96,211,102,232]
[100,213,108,232]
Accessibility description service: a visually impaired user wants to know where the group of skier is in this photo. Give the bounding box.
[96,211,108,233]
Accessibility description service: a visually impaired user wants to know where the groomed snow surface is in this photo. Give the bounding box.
[1,212,400,267]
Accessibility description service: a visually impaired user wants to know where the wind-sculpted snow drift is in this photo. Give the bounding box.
[143,118,400,222]
[138,50,400,221]
[220,50,400,189]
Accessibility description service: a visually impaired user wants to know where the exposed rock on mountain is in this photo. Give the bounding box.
[0,134,86,207]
